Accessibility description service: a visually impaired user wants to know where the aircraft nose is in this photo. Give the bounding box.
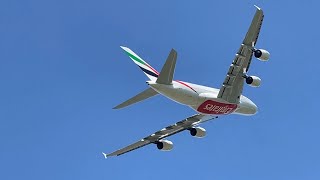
[250,102,258,115]
[243,99,258,115]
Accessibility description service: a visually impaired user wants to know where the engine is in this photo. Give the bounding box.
[189,127,206,138]
[254,49,270,61]
[156,140,173,151]
[245,76,261,87]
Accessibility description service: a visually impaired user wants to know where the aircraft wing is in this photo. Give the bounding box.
[217,6,264,103]
[104,114,216,157]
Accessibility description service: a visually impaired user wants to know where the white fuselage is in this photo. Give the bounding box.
[147,80,257,116]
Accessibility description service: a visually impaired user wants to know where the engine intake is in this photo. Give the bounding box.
[246,76,261,87]
[254,49,270,61]
[156,140,173,151]
[189,127,206,138]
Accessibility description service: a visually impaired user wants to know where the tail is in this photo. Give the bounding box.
[115,46,178,109]
[120,46,159,81]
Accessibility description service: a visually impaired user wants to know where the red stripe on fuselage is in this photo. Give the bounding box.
[175,80,197,93]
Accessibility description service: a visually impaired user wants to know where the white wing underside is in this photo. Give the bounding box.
[217,6,264,103]
[105,114,216,157]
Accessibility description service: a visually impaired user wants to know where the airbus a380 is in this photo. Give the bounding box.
[104,6,269,158]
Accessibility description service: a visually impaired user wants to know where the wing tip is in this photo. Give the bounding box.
[254,5,263,13]
[113,103,126,109]
[102,152,108,159]
[254,5,261,10]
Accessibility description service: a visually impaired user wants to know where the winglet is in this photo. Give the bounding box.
[102,152,108,159]
[254,5,261,10]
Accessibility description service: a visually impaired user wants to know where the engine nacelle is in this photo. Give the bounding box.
[189,127,206,138]
[254,49,270,61]
[156,140,173,151]
[246,76,261,87]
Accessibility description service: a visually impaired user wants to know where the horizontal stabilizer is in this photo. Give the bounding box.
[113,88,158,109]
[156,49,177,85]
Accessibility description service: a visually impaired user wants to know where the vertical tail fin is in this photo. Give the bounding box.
[156,49,177,85]
[120,46,159,81]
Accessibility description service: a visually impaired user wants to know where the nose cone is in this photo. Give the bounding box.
[250,102,258,115]
[242,101,258,115]
[237,96,258,115]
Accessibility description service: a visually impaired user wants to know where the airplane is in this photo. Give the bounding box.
[104,5,269,158]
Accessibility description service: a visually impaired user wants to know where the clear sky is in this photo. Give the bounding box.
[0,0,319,179]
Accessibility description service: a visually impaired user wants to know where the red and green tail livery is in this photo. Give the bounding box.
[120,46,159,81]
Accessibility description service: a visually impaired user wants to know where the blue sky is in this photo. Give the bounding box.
[0,0,319,179]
